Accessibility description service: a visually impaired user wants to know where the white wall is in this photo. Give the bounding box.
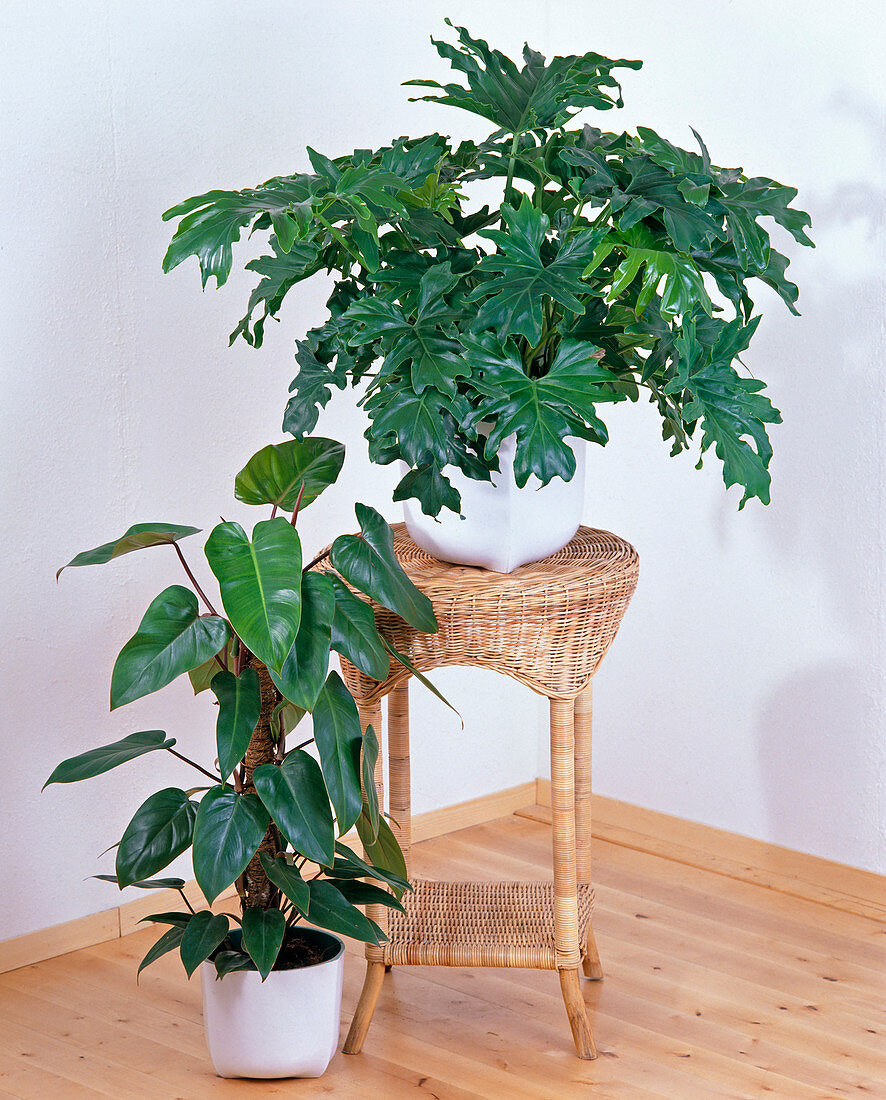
[1,1,882,942]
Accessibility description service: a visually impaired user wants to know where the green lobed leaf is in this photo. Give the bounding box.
[328,576,390,682]
[241,907,285,980]
[44,730,174,790]
[110,586,230,710]
[311,671,364,834]
[470,197,609,344]
[211,668,262,782]
[392,463,462,518]
[330,505,437,633]
[57,523,200,580]
[234,438,345,511]
[306,880,385,945]
[267,572,333,711]
[192,787,270,904]
[179,911,230,978]
[116,788,197,888]
[462,333,622,486]
[259,851,310,912]
[204,518,302,672]
[252,751,334,865]
[405,21,641,133]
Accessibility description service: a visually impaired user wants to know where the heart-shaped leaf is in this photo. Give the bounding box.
[180,911,230,978]
[259,852,309,913]
[192,787,269,904]
[306,880,384,945]
[43,730,174,790]
[330,505,436,633]
[253,751,334,865]
[110,586,230,710]
[57,523,200,579]
[329,576,389,681]
[241,907,285,980]
[116,788,197,888]
[235,438,345,511]
[138,925,185,979]
[361,723,380,840]
[204,519,302,672]
[210,668,262,781]
[356,814,408,887]
[311,671,363,834]
[267,572,333,710]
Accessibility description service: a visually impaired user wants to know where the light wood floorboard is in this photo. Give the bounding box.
[0,809,883,1098]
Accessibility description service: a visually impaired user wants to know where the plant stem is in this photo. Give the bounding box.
[315,213,364,266]
[303,548,331,572]
[503,129,522,210]
[172,543,219,617]
[177,888,197,915]
[165,746,221,785]
[290,481,305,527]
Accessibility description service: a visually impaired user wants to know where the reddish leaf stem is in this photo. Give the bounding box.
[172,542,219,617]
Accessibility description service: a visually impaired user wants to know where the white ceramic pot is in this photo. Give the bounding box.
[403,434,586,573]
[200,929,344,1079]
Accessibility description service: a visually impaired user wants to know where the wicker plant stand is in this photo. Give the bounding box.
[335,525,639,1060]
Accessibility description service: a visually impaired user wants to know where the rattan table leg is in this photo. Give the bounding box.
[574,685,603,981]
[388,680,411,861]
[549,697,597,1060]
[344,700,386,1056]
[343,961,386,1056]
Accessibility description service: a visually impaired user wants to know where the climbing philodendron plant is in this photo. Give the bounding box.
[163,21,813,516]
[47,437,446,981]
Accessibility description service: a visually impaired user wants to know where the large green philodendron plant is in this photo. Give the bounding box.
[47,438,445,980]
[163,21,813,516]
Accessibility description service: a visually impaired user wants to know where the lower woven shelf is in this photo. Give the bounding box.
[368,879,595,969]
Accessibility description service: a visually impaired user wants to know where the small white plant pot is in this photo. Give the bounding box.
[403,434,586,573]
[200,929,344,1079]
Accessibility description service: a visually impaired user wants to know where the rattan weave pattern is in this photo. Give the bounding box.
[334,525,639,703]
[367,879,594,969]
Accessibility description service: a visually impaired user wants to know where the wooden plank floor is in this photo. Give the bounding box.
[0,809,883,1099]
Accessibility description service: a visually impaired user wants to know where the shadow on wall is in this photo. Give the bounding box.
[754,89,885,871]
[756,662,880,869]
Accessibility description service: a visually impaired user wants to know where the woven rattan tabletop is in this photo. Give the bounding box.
[336,524,639,702]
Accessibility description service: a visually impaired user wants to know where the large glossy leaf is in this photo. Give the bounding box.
[259,851,309,912]
[463,334,621,486]
[204,519,302,672]
[211,668,262,781]
[162,174,316,288]
[405,21,641,133]
[311,671,363,834]
[361,723,380,840]
[230,241,323,348]
[241,907,285,980]
[673,318,780,508]
[213,950,256,977]
[234,438,345,511]
[138,925,185,979]
[95,875,186,890]
[192,787,269,905]
[365,383,459,469]
[330,505,437,633]
[331,841,410,899]
[306,880,384,945]
[110,586,230,710]
[331,878,405,913]
[267,572,333,710]
[43,730,174,790]
[252,751,334,865]
[381,637,461,724]
[179,911,230,978]
[116,788,197,888]
[355,815,408,890]
[609,239,713,320]
[619,159,724,254]
[56,523,200,579]
[346,265,468,395]
[329,576,389,682]
[187,641,231,694]
[392,463,462,518]
[470,198,608,343]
